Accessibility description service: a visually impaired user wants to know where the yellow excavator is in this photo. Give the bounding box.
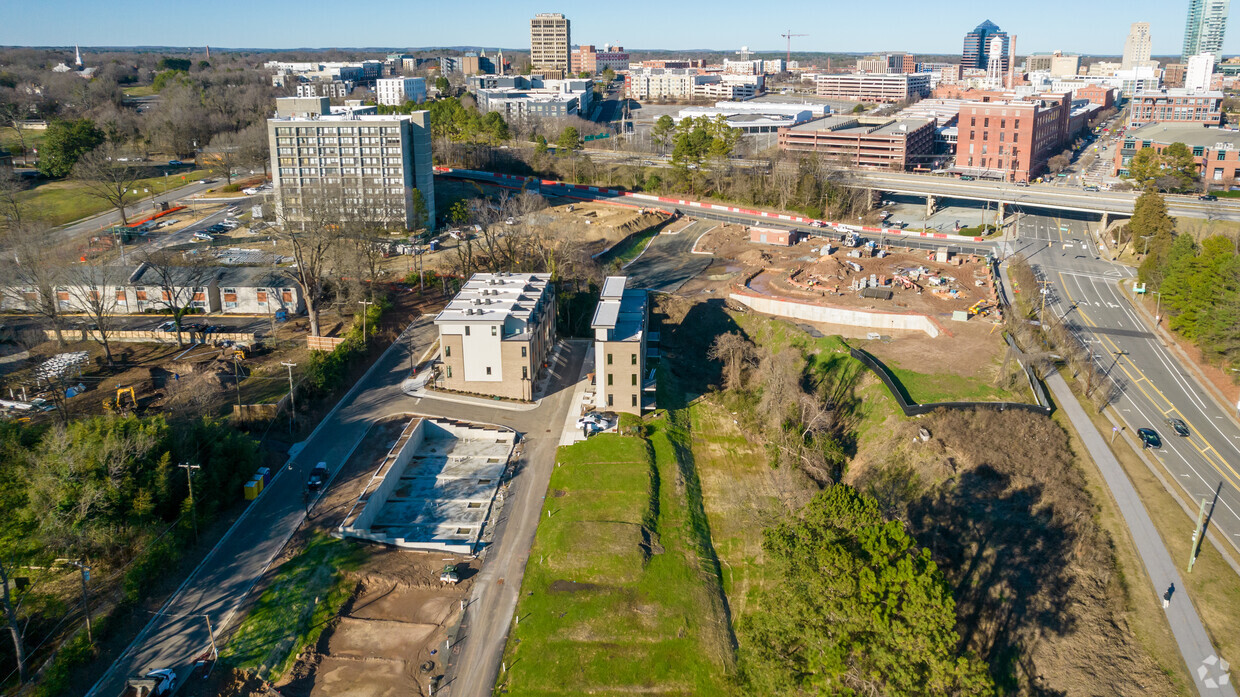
[103,386,137,412]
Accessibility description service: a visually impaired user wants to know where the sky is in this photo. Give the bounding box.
[0,0,1234,57]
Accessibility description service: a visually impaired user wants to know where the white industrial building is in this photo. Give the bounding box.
[674,101,824,133]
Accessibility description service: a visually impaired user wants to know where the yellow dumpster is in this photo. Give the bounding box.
[244,478,260,500]
[252,475,265,494]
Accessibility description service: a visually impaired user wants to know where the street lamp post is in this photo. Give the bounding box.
[358,300,375,341]
[281,362,297,434]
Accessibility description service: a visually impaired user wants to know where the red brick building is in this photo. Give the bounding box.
[954,92,1072,183]
[1127,88,1223,127]
[1114,122,1240,187]
[778,115,937,170]
[749,226,802,246]
[1075,84,1116,109]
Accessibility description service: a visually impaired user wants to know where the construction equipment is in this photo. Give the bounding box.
[780,30,808,64]
[842,231,861,248]
[967,300,993,317]
[103,386,137,412]
[893,275,923,292]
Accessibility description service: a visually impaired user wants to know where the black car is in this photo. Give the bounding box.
[1199,194,1218,201]
[1138,427,1162,449]
[307,462,328,491]
[1166,417,1190,437]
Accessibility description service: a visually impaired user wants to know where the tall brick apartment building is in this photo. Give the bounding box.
[953,92,1072,182]
[434,273,556,401]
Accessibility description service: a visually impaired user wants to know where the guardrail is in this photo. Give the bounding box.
[850,346,1053,417]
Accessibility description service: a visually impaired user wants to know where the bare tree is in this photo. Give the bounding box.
[205,130,242,185]
[707,331,755,391]
[135,249,218,346]
[274,185,349,336]
[72,142,144,225]
[63,262,122,366]
[236,122,271,179]
[0,221,70,345]
[0,558,27,685]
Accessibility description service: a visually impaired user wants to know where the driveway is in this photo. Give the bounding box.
[624,219,715,293]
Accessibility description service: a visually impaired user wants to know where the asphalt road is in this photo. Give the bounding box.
[87,318,442,696]
[624,219,715,292]
[50,177,222,248]
[87,317,584,697]
[1015,212,1240,566]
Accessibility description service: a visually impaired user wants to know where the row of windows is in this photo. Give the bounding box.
[605,373,640,386]
[275,126,399,136]
[603,393,641,408]
[605,352,639,365]
[969,117,1021,129]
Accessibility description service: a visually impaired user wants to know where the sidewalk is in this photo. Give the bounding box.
[1048,371,1235,694]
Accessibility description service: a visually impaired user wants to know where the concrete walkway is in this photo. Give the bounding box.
[1047,371,1235,694]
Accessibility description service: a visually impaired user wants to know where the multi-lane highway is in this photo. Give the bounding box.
[1014,211,1240,563]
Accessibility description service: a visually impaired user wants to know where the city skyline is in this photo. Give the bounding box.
[2,0,1238,56]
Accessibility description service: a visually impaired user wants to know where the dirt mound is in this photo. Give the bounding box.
[849,409,1177,695]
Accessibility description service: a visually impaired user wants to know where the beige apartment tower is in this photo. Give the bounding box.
[591,276,653,415]
[1122,22,1153,70]
[530,12,571,77]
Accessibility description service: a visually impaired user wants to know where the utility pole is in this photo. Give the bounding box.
[358,300,375,342]
[282,362,297,434]
[61,559,93,644]
[178,462,201,545]
[233,355,242,409]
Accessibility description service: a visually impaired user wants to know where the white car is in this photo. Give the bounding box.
[576,413,608,431]
[126,668,176,696]
[192,232,214,242]
[505,217,516,225]
[220,220,240,229]
[242,187,260,195]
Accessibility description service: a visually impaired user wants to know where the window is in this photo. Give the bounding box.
[465,326,471,336]
[445,345,450,357]
[491,325,497,336]
[446,366,452,378]
[1194,146,1205,157]
[632,394,638,407]
[522,366,528,379]
[1219,150,1228,161]
[631,374,638,386]
[631,353,638,365]
[486,366,492,375]
[983,118,989,127]
[608,394,614,406]
[607,373,613,386]
[521,346,527,358]
[607,353,613,365]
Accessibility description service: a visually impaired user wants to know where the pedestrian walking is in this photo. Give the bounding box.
[1163,583,1175,608]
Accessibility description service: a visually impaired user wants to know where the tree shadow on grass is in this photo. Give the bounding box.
[653,297,748,403]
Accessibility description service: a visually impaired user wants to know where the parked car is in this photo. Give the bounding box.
[157,321,176,332]
[192,232,214,242]
[307,462,329,491]
[1015,180,1030,187]
[959,175,975,181]
[123,668,176,696]
[220,220,240,229]
[1137,427,1162,449]
[168,159,184,166]
[1082,185,1100,192]
[1166,417,1190,437]
[1199,194,1218,201]
[204,325,222,334]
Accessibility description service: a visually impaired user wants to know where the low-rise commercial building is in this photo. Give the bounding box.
[591,276,652,415]
[814,73,931,103]
[675,102,820,133]
[1128,87,1224,127]
[571,44,629,73]
[435,273,556,401]
[1114,122,1240,185]
[778,115,937,170]
[375,77,427,106]
[473,77,593,121]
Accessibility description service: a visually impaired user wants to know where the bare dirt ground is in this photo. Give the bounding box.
[683,223,1000,319]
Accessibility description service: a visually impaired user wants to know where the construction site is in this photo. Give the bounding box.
[687,223,1002,330]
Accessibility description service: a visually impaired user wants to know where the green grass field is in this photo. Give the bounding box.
[221,532,365,680]
[602,226,660,268]
[499,428,734,695]
[16,170,208,227]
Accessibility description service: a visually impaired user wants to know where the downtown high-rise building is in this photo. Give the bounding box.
[1122,22,1152,69]
[962,20,1009,73]
[530,13,571,76]
[1182,0,1230,61]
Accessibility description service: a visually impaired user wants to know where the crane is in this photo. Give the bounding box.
[781,31,808,65]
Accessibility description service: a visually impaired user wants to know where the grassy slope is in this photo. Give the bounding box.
[221,532,365,680]
[500,427,733,695]
[16,170,208,227]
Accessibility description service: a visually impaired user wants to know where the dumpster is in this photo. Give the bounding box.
[257,467,271,485]
[244,479,260,500]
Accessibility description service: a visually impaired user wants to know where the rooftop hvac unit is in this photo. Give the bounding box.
[485,298,493,304]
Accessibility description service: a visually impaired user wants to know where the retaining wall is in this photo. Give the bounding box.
[851,347,1053,417]
[730,291,942,338]
[45,329,257,345]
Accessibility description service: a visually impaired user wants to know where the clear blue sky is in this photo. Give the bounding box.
[0,0,1232,56]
